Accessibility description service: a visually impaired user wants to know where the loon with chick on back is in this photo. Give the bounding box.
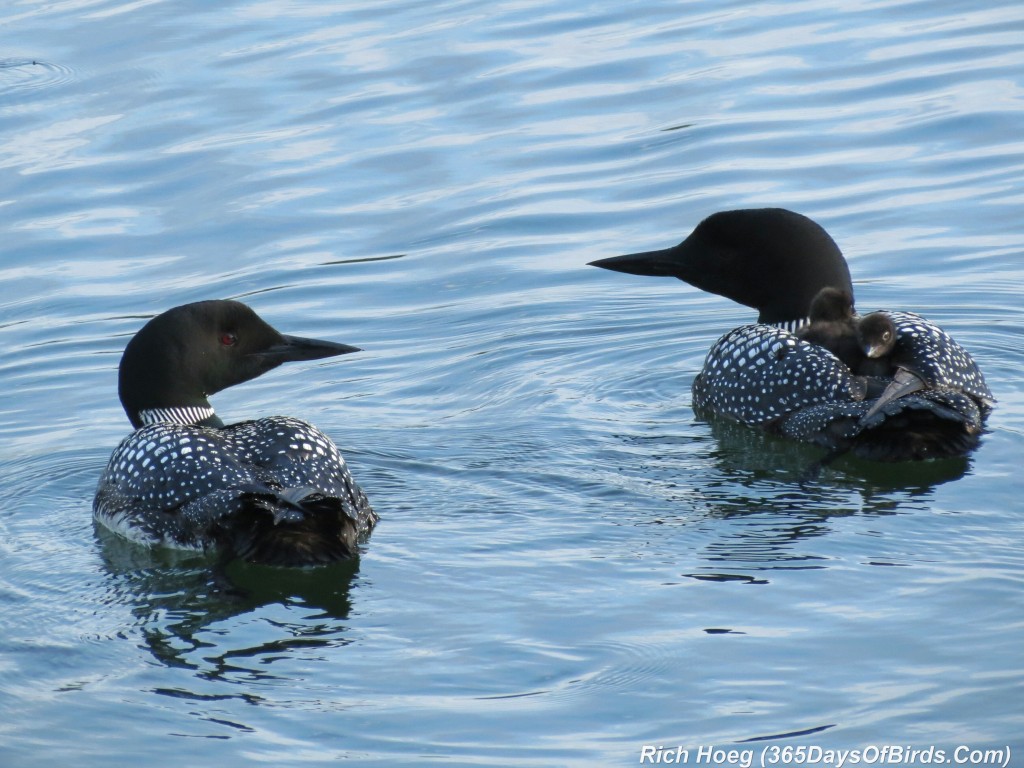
[589,208,994,462]
[797,286,897,381]
[94,300,378,566]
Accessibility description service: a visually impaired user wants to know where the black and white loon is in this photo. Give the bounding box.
[590,208,995,461]
[94,300,378,566]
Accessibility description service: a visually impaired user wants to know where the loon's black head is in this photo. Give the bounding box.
[589,208,853,324]
[117,300,360,429]
[857,311,897,359]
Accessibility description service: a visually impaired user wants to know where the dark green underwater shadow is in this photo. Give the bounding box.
[696,415,971,491]
[606,414,976,583]
[93,523,365,684]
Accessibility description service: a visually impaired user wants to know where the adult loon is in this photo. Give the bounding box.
[589,208,994,461]
[94,300,378,566]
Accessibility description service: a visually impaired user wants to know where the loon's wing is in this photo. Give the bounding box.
[222,416,374,524]
[691,323,987,461]
[176,486,362,566]
[93,422,376,564]
[885,311,994,404]
[692,324,866,425]
[97,481,367,566]
[93,424,259,548]
[778,388,984,461]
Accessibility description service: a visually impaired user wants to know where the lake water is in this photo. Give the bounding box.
[2,1,1022,765]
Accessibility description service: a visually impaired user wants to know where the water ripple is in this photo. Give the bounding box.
[2,0,1023,763]
[0,58,75,94]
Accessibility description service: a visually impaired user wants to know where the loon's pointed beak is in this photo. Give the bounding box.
[588,248,680,278]
[863,342,888,359]
[257,334,362,364]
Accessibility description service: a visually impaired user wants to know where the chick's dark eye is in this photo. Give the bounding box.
[220,332,238,347]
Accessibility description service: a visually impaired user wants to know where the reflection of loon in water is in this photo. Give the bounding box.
[96,525,359,680]
[611,415,967,594]
[590,208,994,462]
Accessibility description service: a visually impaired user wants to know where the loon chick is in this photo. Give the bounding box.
[857,310,896,358]
[796,287,863,370]
[797,289,894,388]
[855,310,898,378]
[94,300,378,566]
[590,208,994,461]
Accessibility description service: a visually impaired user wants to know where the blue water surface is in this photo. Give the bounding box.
[1,0,1023,765]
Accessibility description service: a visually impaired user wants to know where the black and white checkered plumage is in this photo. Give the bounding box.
[880,311,993,403]
[692,324,865,425]
[693,313,993,460]
[94,300,376,565]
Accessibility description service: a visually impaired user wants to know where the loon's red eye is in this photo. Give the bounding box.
[220,332,238,347]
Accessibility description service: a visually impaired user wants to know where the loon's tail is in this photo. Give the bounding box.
[211,485,376,566]
[775,390,985,462]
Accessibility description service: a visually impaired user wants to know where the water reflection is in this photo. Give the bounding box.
[615,416,970,582]
[95,525,362,692]
[698,416,970,489]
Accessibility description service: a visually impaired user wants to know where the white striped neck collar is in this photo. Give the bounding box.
[138,405,218,426]
[769,317,811,334]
